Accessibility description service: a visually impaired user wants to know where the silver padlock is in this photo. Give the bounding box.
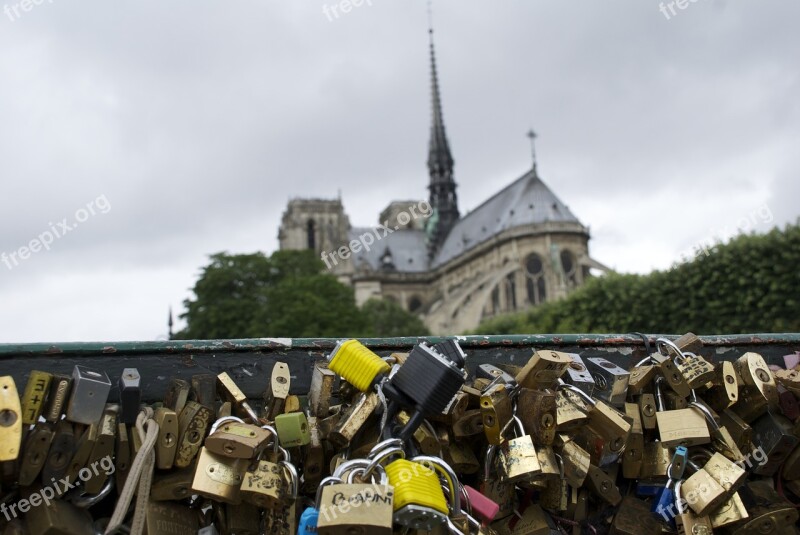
[563,353,595,397]
[66,366,112,425]
[585,358,629,408]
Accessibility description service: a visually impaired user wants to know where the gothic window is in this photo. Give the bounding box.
[408,296,423,313]
[306,220,316,250]
[491,285,500,314]
[525,253,546,305]
[560,249,577,286]
[505,272,517,310]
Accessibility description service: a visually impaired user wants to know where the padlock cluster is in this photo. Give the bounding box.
[1,334,800,534]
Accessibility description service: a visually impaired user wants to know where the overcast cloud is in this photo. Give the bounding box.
[1,1,798,342]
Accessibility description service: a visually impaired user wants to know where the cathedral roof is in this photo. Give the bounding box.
[348,228,430,274]
[432,168,584,267]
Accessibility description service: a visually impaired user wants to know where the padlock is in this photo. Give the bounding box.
[328,392,379,448]
[651,446,688,526]
[558,382,632,466]
[65,365,111,425]
[431,390,468,425]
[554,389,587,431]
[164,378,190,414]
[774,367,800,397]
[191,446,249,504]
[118,368,141,425]
[719,409,753,452]
[263,502,297,535]
[274,411,311,448]
[463,485,500,523]
[217,372,259,423]
[43,374,71,423]
[515,350,572,390]
[640,439,671,478]
[480,383,513,446]
[174,400,214,469]
[43,419,75,485]
[497,416,541,483]
[777,383,800,420]
[20,370,52,425]
[385,457,448,531]
[395,411,439,455]
[663,389,689,410]
[516,388,556,446]
[709,491,749,529]
[667,342,716,390]
[491,503,552,535]
[653,377,710,447]
[240,434,298,510]
[298,475,342,533]
[67,423,95,484]
[627,364,656,396]
[732,480,799,534]
[317,461,395,534]
[18,422,55,486]
[153,407,179,469]
[151,467,195,501]
[327,339,391,393]
[83,406,116,493]
[703,451,747,500]
[0,376,23,462]
[681,463,727,516]
[558,438,589,488]
[585,357,629,407]
[673,480,714,535]
[731,352,779,422]
[478,452,515,520]
[442,439,479,475]
[749,409,798,476]
[262,362,291,420]
[580,463,620,506]
[650,349,692,398]
[190,373,217,411]
[309,363,336,418]
[143,500,200,535]
[622,402,643,478]
[609,495,662,535]
[205,416,272,459]
[540,453,568,513]
[638,393,657,430]
[452,409,485,439]
[561,353,595,396]
[702,360,739,412]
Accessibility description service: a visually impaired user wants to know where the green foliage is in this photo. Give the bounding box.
[359,299,430,337]
[176,250,427,339]
[475,225,800,335]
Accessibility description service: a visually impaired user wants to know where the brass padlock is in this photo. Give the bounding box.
[540,453,569,513]
[328,392,379,448]
[627,365,656,396]
[497,416,541,483]
[480,383,513,446]
[731,480,799,534]
[555,389,588,431]
[396,411,439,455]
[622,403,643,479]
[263,362,291,420]
[638,393,657,430]
[217,372,259,423]
[673,480,714,535]
[175,400,213,469]
[703,452,747,500]
[688,400,745,463]
[749,409,798,476]
[218,502,262,535]
[164,378,190,414]
[205,416,272,459]
[143,500,199,535]
[115,422,131,493]
[43,374,71,423]
[584,464,621,506]
[515,350,572,390]
[20,370,52,426]
[650,350,692,398]
[24,498,94,535]
[0,376,22,462]
[516,388,556,446]
[442,439,479,475]
[303,416,326,491]
[262,502,297,535]
[609,495,661,535]
[151,467,195,501]
[480,448,515,519]
[240,437,298,511]
[83,406,116,494]
[702,360,739,412]
[191,446,248,504]
[719,409,753,452]
[317,466,394,534]
[557,438,589,488]
[708,491,749,529]
[18,422,55,486]
[653,377,710,448]
[672,349,716,390]
[491,503,552,535]
[731,352,778,422]
[191,374,217,411]
[452,409,485,439]
[640,440,671,479]
[43,420,75,485]
[153,407,179,469]
[681,464,727,516]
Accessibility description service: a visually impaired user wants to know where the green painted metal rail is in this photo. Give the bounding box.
[1,334,798,402]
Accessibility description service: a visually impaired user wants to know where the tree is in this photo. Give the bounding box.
[360,298,430,337]
[176,250,429,339]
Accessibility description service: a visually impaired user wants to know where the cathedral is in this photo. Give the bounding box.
[278,30,608,334]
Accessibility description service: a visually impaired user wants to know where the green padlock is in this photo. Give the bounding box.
[274,412,311,447]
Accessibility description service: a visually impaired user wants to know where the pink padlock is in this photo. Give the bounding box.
[464,484,500,522]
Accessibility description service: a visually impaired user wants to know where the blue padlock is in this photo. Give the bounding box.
[652,478,676,528]
[297,476,343,534]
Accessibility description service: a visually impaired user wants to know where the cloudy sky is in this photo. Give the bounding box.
[1,1,797,342]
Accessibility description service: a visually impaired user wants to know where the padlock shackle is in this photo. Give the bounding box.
[280,460,299,501]
[314,476,344,509]
[656,338,687,364]
[674,480,687,514]
[483,445,496,481]
[412,455,462,519]
[364,446,405,481]
[208,416,245,435]
[687,401,720,431]
[69,474,114,508]
[653,376,666,412]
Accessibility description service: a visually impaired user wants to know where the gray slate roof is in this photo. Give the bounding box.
[349,168,582,273]
[432,168,582,267]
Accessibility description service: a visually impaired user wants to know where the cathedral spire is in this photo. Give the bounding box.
[426,5,459,259]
